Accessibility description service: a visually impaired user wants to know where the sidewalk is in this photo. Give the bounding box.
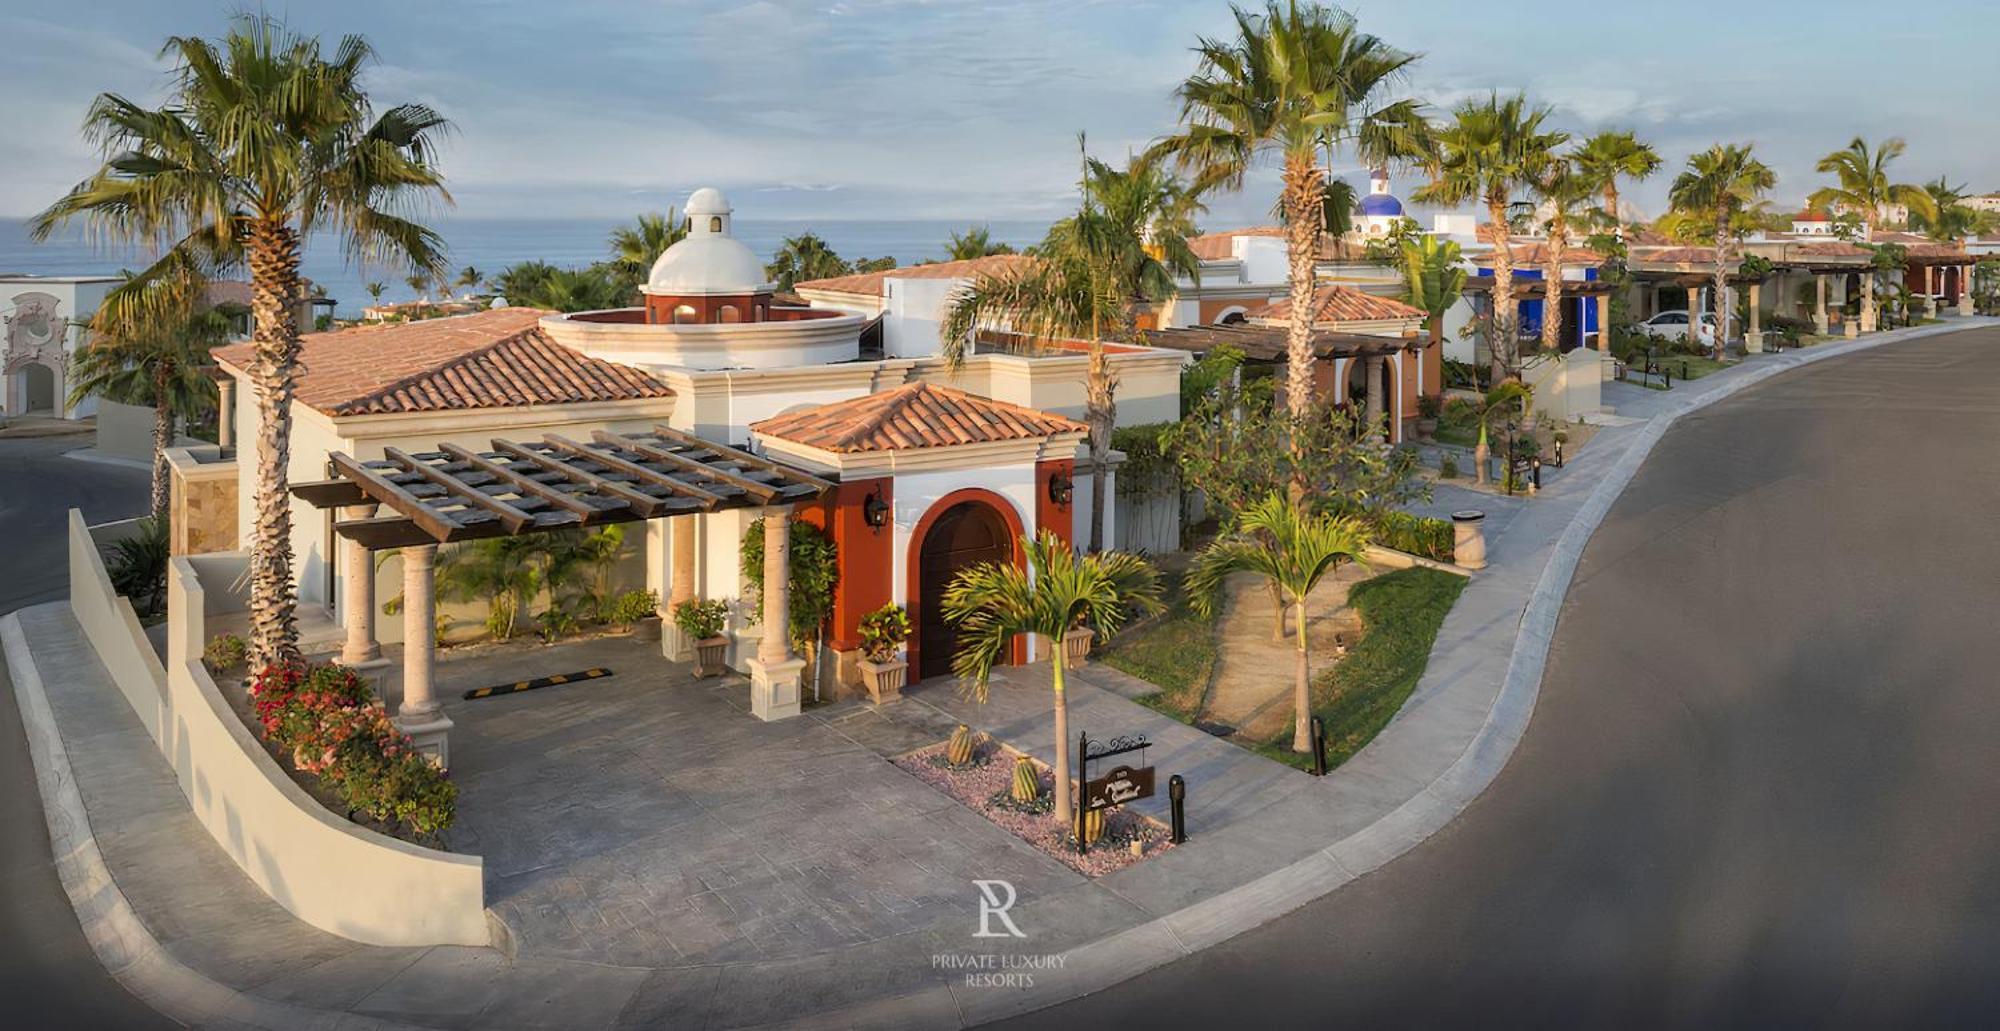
[6,318,1989,1029]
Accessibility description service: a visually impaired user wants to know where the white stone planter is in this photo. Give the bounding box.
[858,658,907,704]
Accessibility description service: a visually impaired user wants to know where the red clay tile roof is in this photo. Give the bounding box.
[752,381,1084,453]
[1632,246,1720,265]
[1188,225,1348,262]
[1477,242,1606,265]
[795,254,1038,297]
[211,307,674,416]
[1246,284,1424,323]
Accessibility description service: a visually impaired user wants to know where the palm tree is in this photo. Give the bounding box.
[1572,130,1661,233]
[69,273,232,515]
[1530,155,1603,354]
[33,16,451,667]
[944,226,1016,261]
[405,272,431,303]
[1187,494,1368,753]
[1669,144,1777,357]
[608,209,688,279]
[1398,233,1465,348]
[1153,1,1424,432]
[1809,137,1936,332]
[765,232,850,291]
[1911,176,1979,242]
[508,266,627,313]
[455,266,483,296]
[943,531,1162,832]
[1412,93,1566,381]
[364,281,386,306]
[1464,380,1529,486]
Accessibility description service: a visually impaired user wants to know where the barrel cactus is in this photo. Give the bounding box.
[945,723,975,767]
[1010,755,1040,802]
[1076,805,1106,847]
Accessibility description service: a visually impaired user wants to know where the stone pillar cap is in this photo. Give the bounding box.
[1451,510,1485,523]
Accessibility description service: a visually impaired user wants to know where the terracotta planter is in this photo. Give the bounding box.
[632,615,662,643]
[1062,627,1094,668]
[693,636,730,678]
[858,658,907,704]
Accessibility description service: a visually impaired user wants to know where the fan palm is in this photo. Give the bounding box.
[32,16,451,667]
[1571,130,1660,232]
[944,226,1016,261]
[765,232,851,291]
[1412,93,1566,381]
[943,531,1162,831]
[1808,138,1935,332]
[1187,494,1369,753]
[69,272,233,515]
[608,209,688,279]
[1153,1,1424,430]
[1669,144,1776,358]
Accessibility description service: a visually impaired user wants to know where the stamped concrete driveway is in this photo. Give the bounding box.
[1008,325,2000,1027]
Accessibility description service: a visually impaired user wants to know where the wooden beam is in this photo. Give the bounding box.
[490,439,678,519]
[647,425,837,494]
[330,452,461,542]
[438,442,617,522]
[596,430,779,501]
[290,477,371,509]
[542,434,728,510]
[383,446,534,534]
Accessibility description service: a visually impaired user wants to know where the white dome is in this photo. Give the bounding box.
[644,187,772,296]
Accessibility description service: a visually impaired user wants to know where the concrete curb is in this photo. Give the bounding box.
[62,447,155,472]
[1,612,415,1031]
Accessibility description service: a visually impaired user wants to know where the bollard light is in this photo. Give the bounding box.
[1168,774,1188,844]
[1310,716,1328,777]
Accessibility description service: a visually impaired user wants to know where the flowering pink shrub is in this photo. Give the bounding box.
[250,660,456,839]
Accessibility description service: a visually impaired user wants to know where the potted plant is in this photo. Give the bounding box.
[1415,392,1442,441]
[673,599,731,678]
[1062,617,1094,668]
[856,603,911,703]
[605,588,662,641]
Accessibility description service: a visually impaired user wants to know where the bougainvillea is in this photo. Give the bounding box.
[250,660,456,839]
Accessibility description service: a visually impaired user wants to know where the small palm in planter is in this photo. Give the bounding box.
[856,603,911,703]
[1415,392,1442,441]
[673,599,732,678]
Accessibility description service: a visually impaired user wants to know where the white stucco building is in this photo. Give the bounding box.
[2,274,117,418]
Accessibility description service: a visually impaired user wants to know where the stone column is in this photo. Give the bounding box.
[339,504,385,667]
[1860,271,1878,333]
[394,544,452,767]
[662,514,699,661]
[1595,292,1611,351]
[1960,263,1976,316]
[747,507,804,721]
[215,377,235,449]
[1362,356,1385,441]
[1745,282,1764,353]
[1814,275,1829,335]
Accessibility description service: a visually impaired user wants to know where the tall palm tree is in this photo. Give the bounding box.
[608,209,688,279]
[943,531,1162,832]
[33,16,451,667]
[765,231,850,291]
[1572,130,1661,232]
[1187,494,1368,754]
[1398,233,1465,349]
[364,281,386,305]
[1153,1,1424,432]
[455,266,483,296]
[1808,137,1936,332]
[69,273,233,515]
[944,226,1016,261]
[1669,144,1776,358]
[1911,176,1978,242]
[1530,155,1603,354]
[1412,93,1566,381]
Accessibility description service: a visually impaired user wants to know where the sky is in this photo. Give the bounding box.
[3,0,1996,227]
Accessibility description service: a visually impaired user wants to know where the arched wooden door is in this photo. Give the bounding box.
[916,500,1012,680]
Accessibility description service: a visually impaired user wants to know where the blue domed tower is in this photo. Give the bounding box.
[1358,168,1405,236]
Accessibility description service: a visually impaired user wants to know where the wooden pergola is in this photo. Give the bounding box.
[292,425,834,551]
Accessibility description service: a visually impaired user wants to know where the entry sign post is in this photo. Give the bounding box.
[1076,731,1157,854]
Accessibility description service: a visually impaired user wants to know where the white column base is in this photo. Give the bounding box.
[746,656,805,721]
[1813,316,1828,336]
[1845,321,1859,339]
[1744,331,1764,353]
[662,622,695,663]
[1959,299,1975,317]
[393,712,455,769]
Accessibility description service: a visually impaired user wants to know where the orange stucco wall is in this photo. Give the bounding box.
[1035,458,1075,549]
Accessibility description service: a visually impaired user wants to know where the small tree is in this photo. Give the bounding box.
[1187,495,1369,753]
[742,518,840,689]
[943,532,1161,832]
[1463,380,1529,487]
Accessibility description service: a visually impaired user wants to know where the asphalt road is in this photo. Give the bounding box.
[1009,326,2000,1028]
[0,435,176,1028]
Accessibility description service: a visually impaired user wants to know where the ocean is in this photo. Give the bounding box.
[0,217,1052,318]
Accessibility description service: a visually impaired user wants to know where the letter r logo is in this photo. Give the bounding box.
[972,879,1026,938]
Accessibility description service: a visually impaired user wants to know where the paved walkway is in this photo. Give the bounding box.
[1201,568,1365,742]
[10,321,1987,1028]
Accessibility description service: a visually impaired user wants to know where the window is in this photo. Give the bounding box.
[718,305,741,323]
[709,216,723,233]
[673,304,699,324]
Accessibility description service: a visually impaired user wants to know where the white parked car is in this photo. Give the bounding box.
[1637,309,1728,345]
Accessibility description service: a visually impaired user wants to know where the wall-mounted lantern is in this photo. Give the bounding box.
[1047,471,1074,508]
[863,489,891,530]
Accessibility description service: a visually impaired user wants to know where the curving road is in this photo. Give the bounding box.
[0,435,174,1029]
[1008,326,2000,1027]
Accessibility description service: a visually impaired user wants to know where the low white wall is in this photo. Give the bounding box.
[68,511,169,743]
[65,509,487,947]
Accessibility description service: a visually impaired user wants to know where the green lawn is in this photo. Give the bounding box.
[1100,568,1218,719]
[1251,567,1468,772]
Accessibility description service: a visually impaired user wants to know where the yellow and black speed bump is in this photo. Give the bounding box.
[462,668,612,701]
